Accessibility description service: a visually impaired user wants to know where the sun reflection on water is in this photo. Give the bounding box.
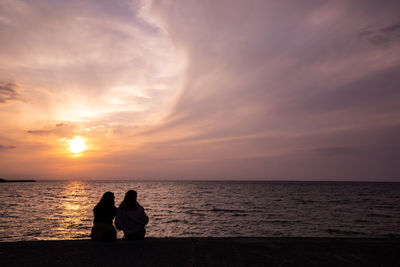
[53,181,91,240]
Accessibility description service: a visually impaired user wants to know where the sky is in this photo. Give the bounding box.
[0,0,400,181]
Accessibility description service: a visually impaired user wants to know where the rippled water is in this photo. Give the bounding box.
[0,181,399,241]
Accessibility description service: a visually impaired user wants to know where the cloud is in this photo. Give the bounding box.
[0,82,18,103]
[295,66,400,113]
[148,1,400,131]
[0,144,16,150]
[381,23,400,33]
[1,0,400,180]
[27,123,71,136]
[358,22,400,47]
[0,0,185,124]
[26,130,53,135]
[134,0,400,179]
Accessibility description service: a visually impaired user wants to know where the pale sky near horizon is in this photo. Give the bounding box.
[1,0,400,180]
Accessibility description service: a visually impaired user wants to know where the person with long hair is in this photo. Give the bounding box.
[90,191,117,241]
[115,190,149,239]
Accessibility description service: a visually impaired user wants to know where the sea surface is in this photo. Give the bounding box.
[0,180,399,242]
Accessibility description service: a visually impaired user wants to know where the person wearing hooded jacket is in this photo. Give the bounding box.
[115,190,149,239]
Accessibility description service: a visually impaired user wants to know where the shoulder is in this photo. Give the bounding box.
[117,206,130,213]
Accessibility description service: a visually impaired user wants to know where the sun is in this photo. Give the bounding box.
[68,137,86,153]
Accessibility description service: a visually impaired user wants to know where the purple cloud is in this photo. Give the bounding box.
[0,82,18,103]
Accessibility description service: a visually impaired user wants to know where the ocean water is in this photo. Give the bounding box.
[0,181,399,242]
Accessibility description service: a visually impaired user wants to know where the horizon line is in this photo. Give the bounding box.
[3,178,399,183]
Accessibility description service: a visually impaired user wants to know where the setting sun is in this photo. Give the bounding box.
[68,137,86,154]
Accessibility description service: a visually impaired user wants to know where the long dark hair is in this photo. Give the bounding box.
[97,191,115,207]
[120,190,138,210]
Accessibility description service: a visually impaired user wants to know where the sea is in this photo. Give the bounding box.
[0,180,399,242]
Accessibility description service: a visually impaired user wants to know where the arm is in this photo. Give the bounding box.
[137,206,149,226]
[115,208,121,230]
[143,209,149,226]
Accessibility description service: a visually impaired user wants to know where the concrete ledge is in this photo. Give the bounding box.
[1,238,400,266]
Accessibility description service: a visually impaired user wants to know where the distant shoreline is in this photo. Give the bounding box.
[0,178,36,183]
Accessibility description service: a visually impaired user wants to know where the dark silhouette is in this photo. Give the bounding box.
[0,178,36,182]
[115,190,149,240]
[90,191,117,241]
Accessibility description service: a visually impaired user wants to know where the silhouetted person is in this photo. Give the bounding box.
[90,191,117,241]
[115,190,149,239]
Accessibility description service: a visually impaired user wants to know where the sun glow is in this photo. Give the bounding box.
[68,137,86,153]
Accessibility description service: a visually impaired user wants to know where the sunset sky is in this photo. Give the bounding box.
[1,0,399,180]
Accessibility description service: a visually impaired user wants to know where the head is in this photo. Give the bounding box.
[98,191,115,206]
[120,190,138,209]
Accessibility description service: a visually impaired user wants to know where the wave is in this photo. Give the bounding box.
[165,219,189,224]
[211,208,246,213]
[354,219,369,223]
